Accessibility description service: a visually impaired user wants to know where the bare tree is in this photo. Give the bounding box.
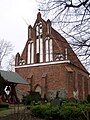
[6,55,15,72]
[39,0,90,67]
[0,39,13,69]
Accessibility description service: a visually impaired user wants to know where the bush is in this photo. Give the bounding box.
[60,106,82,119]
[30,102,90,120]
[30,103,50,118]
[22,91,41,105]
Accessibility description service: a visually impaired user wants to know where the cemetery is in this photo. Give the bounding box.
[0,70,90,120]
[0,71,90,120]
[0,90,90,120]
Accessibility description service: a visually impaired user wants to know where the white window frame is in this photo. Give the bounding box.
[40,38,43,62]
[46,39,49,62]
[27,43,31,64]
[45,37,53,62]
[50,39,53,61]
[31,43,34,63]
[36,39,39,54]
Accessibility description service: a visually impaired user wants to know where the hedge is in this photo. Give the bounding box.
[30,102,90,120]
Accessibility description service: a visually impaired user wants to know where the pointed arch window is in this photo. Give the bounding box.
[45,37,53,62]
[27,41,34,64]
[36,39,39,54]
[31,43,34,63]
[46,39,49,62]
[27,43,30,64]
[50,39,53,61]
[36,22,43,63]
[40,38,43,62]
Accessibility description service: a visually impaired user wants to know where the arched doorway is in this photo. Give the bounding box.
[35,85,41,94]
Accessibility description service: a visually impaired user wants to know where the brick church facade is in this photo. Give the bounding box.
[15,12,90,100]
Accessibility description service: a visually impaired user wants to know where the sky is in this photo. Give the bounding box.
[0,0,40,69]
[0,0,39,54]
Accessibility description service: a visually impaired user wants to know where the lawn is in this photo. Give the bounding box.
[0,104,44,120]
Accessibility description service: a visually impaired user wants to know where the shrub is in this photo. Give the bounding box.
[63,101,79,107]
[51,107,60,119]
[60,105,82,119]
[30,103,51,118]
[30,102,90,120]
[22,91,41,105]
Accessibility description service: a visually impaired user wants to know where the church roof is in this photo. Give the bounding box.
[0,70,28,84]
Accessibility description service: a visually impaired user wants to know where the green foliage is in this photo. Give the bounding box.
[30,103,51,118]
[60,105,81,119]
[87,94,90,103]
[30,102,90,120]
[22,91,41,105]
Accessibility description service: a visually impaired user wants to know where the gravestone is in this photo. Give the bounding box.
[50,99,62,108]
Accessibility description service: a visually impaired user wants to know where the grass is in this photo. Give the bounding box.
[0,108,8,111]
[0,104,26,117]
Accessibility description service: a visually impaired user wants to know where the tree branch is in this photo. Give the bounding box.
[66,0,89,8]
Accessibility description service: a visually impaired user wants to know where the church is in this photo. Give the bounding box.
[15,12,90,100]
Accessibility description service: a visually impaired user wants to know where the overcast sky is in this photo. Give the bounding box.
[0,0,41,69]
[0,0,39,54]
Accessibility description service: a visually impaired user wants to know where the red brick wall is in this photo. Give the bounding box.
[16,63,68,98]
[16,62,89,100]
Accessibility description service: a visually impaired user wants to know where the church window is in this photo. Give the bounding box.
[27,41,34,64]
[36,39,39,54]
[36,21,43,63]
[27,43,30,64]
[40,38,43,62]
[45,37,53,62]
[46,39,49,62]
[31,43,34,63]
[50,39,53,61]
[36,53,40,63]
